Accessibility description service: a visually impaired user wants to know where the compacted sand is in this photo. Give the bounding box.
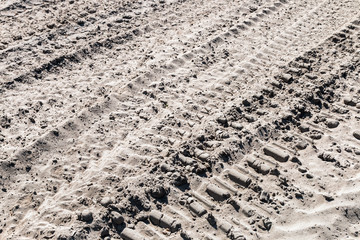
[0,0,360,239]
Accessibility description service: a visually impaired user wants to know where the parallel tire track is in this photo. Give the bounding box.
[1,1,359,239]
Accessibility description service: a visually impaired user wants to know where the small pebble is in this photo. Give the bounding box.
[280,73,293,83]
[100,197,113,207]
[81,210,93,222]
[296,141,308,150]
[242,99,251,107]
[299,125,310,133]
[353,131,360,140]
[271,80,282,88]
[306,174,313,179]
[150,185,168,198]
[324,195,334,202]
[111,211,124,225]
[326,120,339,128]
[217,116,228,125]
[244,114,256,123]
[310,131,322,140]
[305,74,317,80]
[295,193,303,199]
[101,227,110,237]
[231,122,243,130]
[160,163,175,173]
[345,147,353,153]
[344,97,356,106]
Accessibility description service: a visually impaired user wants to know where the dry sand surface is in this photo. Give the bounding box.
[0,0,360,239]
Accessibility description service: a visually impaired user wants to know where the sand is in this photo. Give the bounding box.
[0,0,359,239]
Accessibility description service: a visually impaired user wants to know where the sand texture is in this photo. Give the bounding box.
[0,0,360,239]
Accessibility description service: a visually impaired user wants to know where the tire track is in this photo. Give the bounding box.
[114,14,360,239]
[1,1,359,239]
[0,0,266,161]
[1,0,283,238]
